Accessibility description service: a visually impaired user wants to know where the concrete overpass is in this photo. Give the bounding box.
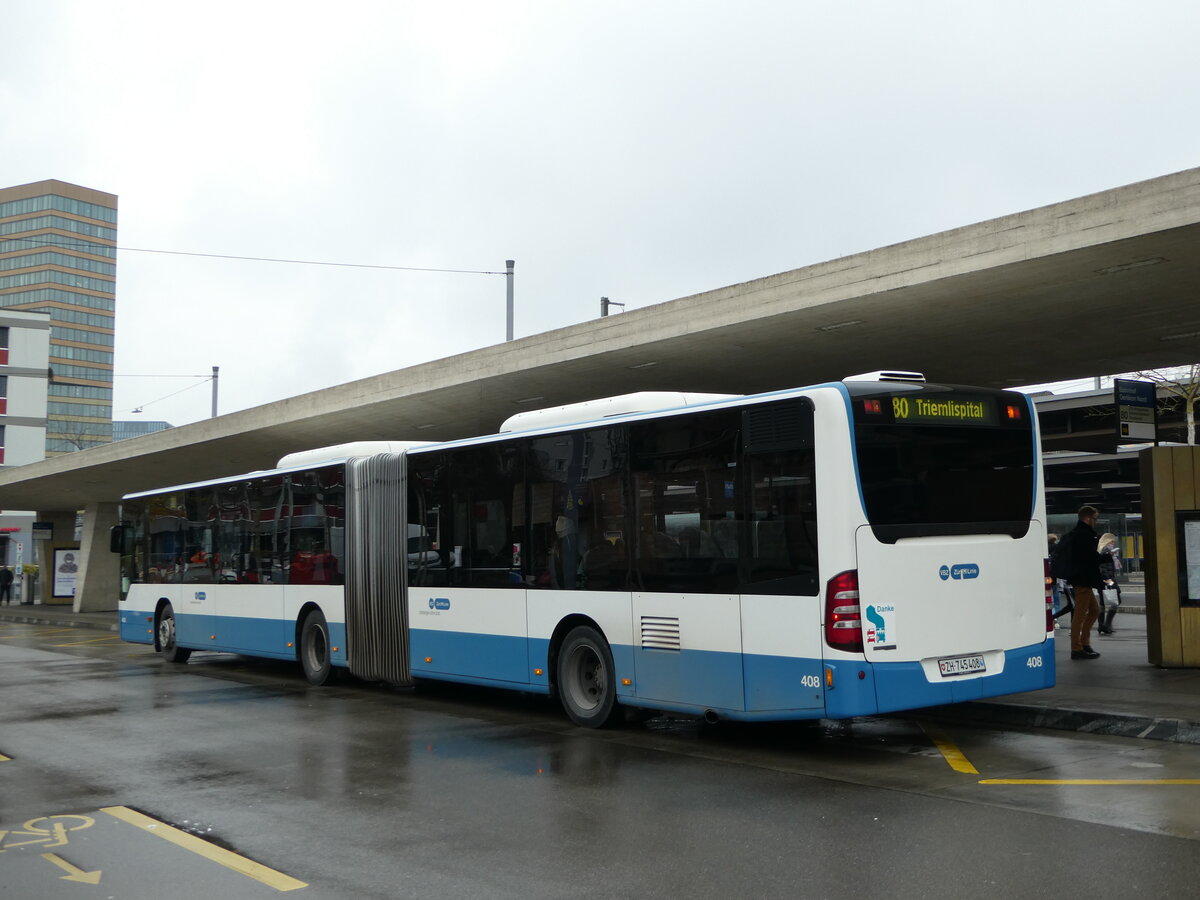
[5,166,1200,609]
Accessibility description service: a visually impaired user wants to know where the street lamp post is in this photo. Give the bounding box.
[506,260,515,341]
[601,296,624,317]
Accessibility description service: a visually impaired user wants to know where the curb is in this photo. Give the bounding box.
[923,700,1200,745]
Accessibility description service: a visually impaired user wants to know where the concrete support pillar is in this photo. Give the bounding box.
[31,509,78,605]
[75,502,122,612]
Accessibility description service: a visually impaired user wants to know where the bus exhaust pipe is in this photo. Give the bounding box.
[703,710,720,724]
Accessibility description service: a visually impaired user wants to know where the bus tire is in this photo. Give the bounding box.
[158,603,191,664]
[299,609,334,685]
[557,625,621,728]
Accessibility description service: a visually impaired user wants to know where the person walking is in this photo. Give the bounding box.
[1047,534,1073,628]
[1097,532,1122,635]
[0,565,13,605]
[1065,505,1104,660]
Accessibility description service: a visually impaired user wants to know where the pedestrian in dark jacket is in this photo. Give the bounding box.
[1066,505,1104,660]
[0,566,12,605]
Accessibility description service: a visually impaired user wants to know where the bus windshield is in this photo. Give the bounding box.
[851,387,1036,542]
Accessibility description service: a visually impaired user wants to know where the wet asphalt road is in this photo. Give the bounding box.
[3,622,1200,899]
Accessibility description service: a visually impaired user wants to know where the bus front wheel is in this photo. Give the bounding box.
[158,603,191,664]
[557,626,620,728]
[299,610,335,685]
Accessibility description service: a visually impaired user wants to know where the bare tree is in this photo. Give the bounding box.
[1133,364,1200,445]
[50,420,112,453]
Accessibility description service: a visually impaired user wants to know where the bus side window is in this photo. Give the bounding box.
[630,411,740,594]
[440,445,522,589]
[526,428,629,591]
[742,399,818,596]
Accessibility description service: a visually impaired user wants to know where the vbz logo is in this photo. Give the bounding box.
[428,597,451,610]
[938,563,980,581]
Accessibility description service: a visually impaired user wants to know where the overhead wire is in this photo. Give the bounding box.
[0,234,507,275]
[120,374,214,414]
[2,235,509,415]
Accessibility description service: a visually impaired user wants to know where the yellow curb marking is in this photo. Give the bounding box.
[980,778,1200,785]
[101,806,307,892]
[920,722,980,774]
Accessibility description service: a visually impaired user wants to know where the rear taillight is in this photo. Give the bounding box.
[1044,558,1054,633]
[825,570,863,653]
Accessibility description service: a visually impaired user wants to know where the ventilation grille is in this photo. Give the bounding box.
[743,399,812,453]
[641,616,681,651]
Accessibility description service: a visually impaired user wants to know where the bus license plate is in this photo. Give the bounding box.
[938,654,986,677]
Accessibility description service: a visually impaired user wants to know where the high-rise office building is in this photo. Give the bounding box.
[0,179,116,456]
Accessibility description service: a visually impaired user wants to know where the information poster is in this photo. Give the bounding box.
[53,548,79,598]
[1184,518,1200,606]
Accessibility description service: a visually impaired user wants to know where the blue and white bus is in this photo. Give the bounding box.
[113,371,1054,727]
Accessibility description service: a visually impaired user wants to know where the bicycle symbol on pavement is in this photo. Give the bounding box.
[0,814,95,852]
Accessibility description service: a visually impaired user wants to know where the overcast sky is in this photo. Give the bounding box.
[4,1,1199,426]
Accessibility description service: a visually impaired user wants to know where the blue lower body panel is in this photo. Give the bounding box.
[826,638,1056,718]
[634,646,745,711]
[121,611,1054,720]
[118,607,348,666]
[742,652,825,712]
[410,628,533,685]
[119,608,155,644]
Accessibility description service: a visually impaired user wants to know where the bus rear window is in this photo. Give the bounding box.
[852,389,1035,542]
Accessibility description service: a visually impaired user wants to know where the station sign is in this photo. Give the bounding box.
[1114,378,1157,443]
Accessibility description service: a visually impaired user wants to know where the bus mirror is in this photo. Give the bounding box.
[109,524,128,554]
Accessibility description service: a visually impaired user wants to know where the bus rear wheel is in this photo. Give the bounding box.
[557,626,621,728]
[299,609,335,685]
[158,603,191,664]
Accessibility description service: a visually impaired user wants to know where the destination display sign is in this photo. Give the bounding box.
[859,392,1011,426]
[892,395,995,425]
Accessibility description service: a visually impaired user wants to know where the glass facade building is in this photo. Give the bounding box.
[0,180,117,456]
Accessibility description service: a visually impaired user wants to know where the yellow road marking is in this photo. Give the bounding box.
[100,806,307,891]
[920,722,979,774]
[53,636,121,647]
[0,752,11,762]
[0,628,80,638]
[981,778,1200,785]
[41,852,102,884]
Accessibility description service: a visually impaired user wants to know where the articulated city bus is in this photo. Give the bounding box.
[113,371,1054,727]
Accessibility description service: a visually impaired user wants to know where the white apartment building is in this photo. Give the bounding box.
[0,309,50,582]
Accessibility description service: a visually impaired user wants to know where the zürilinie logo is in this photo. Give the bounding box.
[939,564,980,581]
[428,597,451,611]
